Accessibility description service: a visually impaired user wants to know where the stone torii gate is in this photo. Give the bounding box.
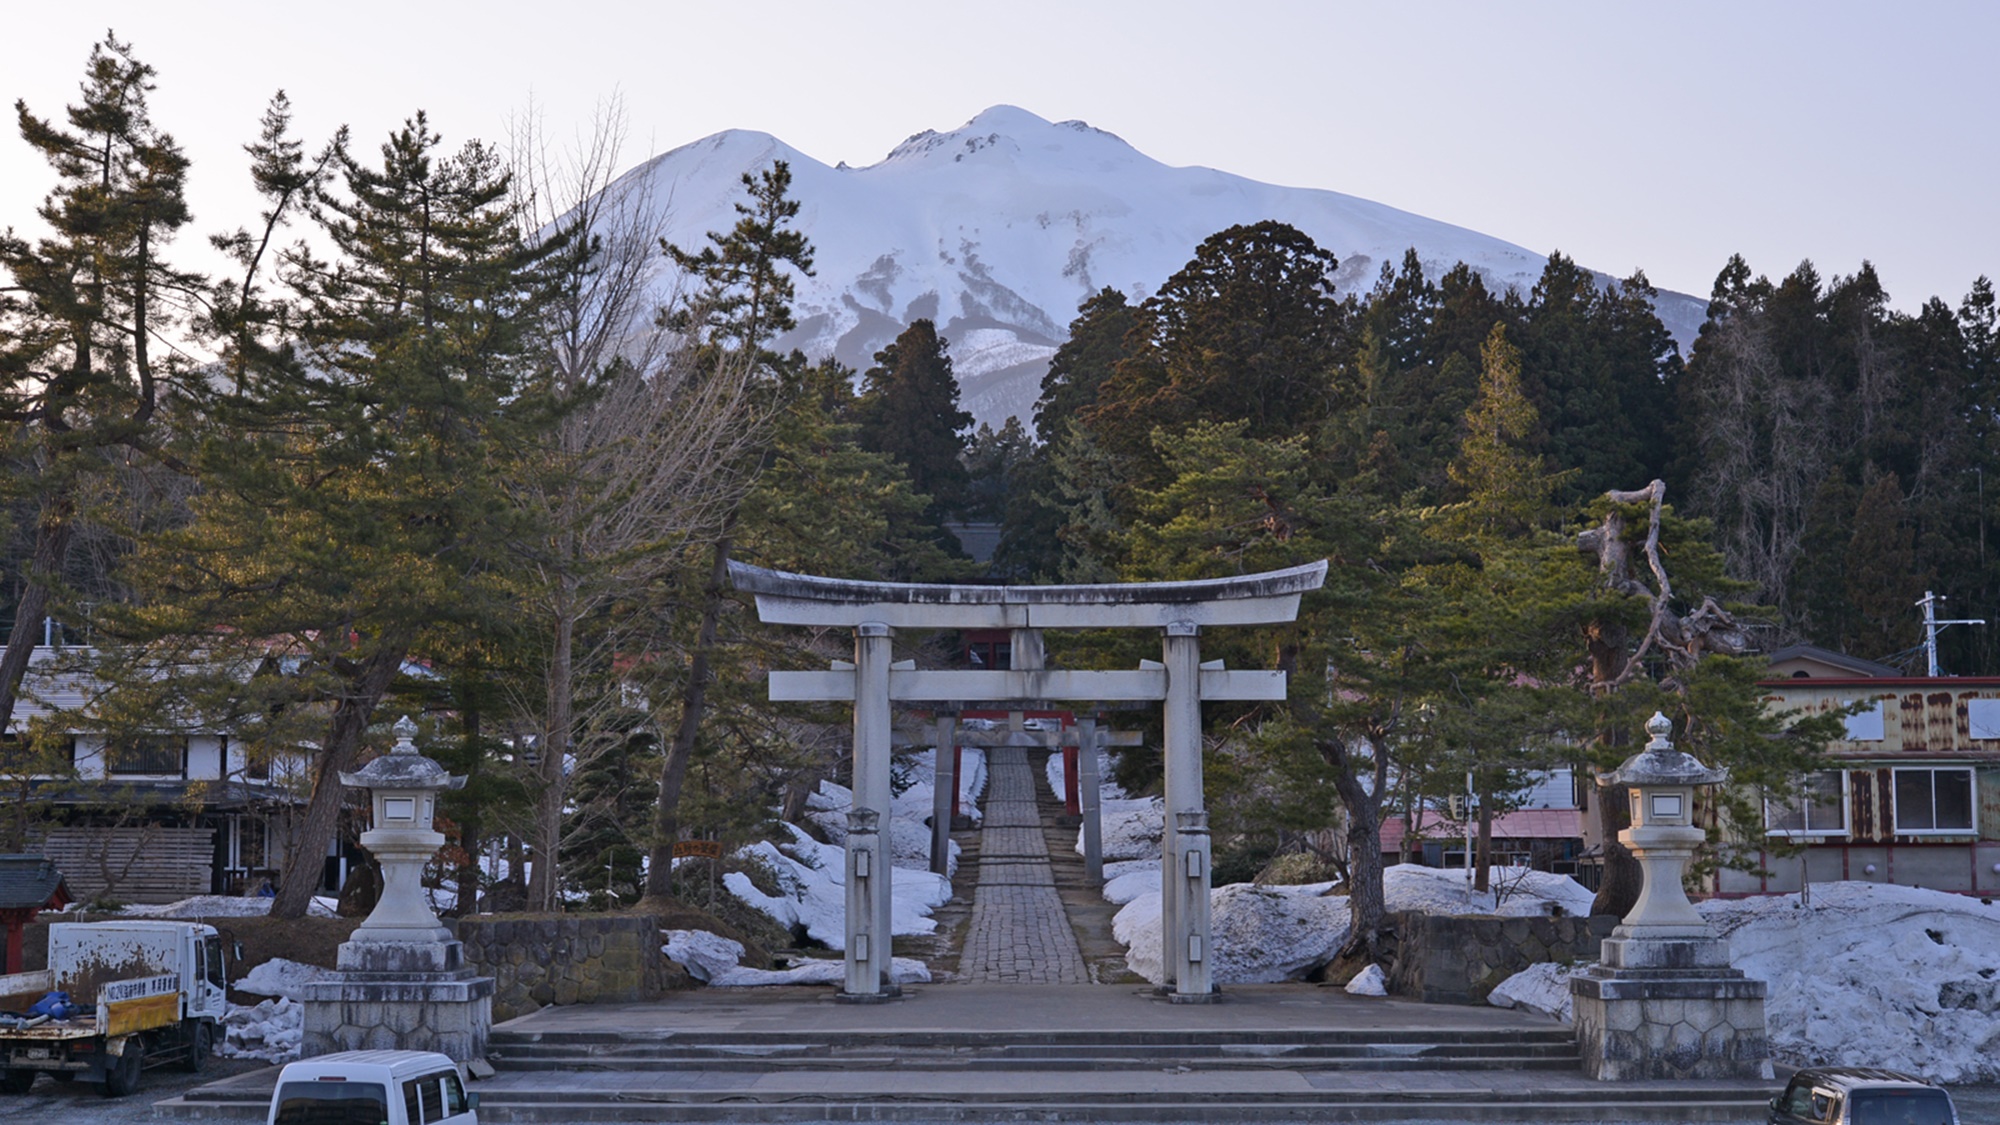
[729,559,1326,1001]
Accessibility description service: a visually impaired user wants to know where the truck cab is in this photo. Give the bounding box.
[268,1051,477,1125]
[0,919,228,1096]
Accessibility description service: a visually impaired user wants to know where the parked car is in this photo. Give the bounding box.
[1769,1066,1958,1125]
[267,1050,476,1125]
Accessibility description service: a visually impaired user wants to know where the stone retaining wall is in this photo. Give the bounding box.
[1387,910,1616,1003]
[456,914,669,1023]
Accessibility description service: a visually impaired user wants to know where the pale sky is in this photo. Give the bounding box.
[6,1,1996,311]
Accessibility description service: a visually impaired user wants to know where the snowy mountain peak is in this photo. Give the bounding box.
[876,105,1137,170]
[608,109,1706,432]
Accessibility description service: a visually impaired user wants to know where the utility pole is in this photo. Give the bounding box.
[1916,591,1985,677]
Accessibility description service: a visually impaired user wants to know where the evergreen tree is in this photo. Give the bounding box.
[108,112,555,918]
[642,162,815,904]
[0,35,199,738]
[853,318,972,520]
[1843,473,1923,661]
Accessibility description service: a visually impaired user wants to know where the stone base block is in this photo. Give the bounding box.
[303,967,495,1063]
[1571,967,1771,1082]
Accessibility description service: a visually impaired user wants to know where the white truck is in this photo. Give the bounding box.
[0,920,229,1097]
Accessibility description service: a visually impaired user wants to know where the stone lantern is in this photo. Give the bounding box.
[1606,711,1726,940]
[303,716,493,1062]
[338,716,464,943]
[1571,711,1769,1081]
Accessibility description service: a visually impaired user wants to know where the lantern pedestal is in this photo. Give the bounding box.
[302,717,494,1063]
[1572,714,1770,1082]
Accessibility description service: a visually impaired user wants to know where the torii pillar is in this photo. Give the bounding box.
[731,560,1327,1002]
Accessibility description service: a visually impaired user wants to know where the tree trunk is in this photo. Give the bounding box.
[1473,784,1494,893]
[1590,785,1641,918]
[0,500,76,738]
[271,639,412,919]
[527,583,575,911]
[1318,737,1388,957]
[641,527,733,903]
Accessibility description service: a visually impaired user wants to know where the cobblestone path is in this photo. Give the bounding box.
[955,745,1090,983]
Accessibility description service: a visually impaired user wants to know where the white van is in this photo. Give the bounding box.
[266,1050,477,1125]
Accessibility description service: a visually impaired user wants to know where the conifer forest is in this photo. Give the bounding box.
[2,36,1994,925]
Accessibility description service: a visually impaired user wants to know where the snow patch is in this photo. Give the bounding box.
[710,956,931,988]
[662,929,745,983]
[1700,883,2000,1083]
[1344,964,1388,996]
[724,825,952,951]
[235,957,334,1002]
[1487,960,1586,1021]
[117,894,337,919]
[219,997,302,1063]
[1114,882,1347,985]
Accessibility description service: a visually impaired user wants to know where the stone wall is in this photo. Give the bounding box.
[1387,910,1616,1004]
[456,913,670,1023]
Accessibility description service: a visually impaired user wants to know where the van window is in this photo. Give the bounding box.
[272,1081,389,1125]
[437,1071,469,1117]
[1849,1088,1955,1125]
[402,1071,465,1123]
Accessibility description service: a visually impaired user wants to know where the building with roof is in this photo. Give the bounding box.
[1,645,316,906]
[1717,643,2000,896]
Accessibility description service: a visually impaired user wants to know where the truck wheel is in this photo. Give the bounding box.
[179,1019,212,1073]
[102,1044,142,1098]
[0,1069,34,1094]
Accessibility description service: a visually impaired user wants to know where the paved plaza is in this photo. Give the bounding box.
[955,746,1091,983]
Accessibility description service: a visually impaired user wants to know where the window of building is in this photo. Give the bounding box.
[1892,767,1975,834]
[1765,770,1847,836]
[1843,699,1886,741]
[1968,698,2000,740]
[105,735,187,776]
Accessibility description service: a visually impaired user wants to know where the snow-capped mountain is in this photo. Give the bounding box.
[608,105,1704,430]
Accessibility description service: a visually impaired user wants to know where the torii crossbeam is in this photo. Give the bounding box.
[731,559,1326,1001]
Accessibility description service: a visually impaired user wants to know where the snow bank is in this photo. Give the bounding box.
[1088,797,1164,861]
[1043,747,1128,804]
[724,825,952,951]
[1487,960,1585,1021]
[119,894,338,919]
[663,929,745,983]
[219,997,302,1062]
[710,956,932,988]
[1105,864,1591,986]
[1481,882,2000,1082]
[1702,882,2000,1083]
[803,747,987,876]
[235,957,335,1002]
[1379,864,1597,917]
[1114,882,1348,985]
[1102,861,1161,905]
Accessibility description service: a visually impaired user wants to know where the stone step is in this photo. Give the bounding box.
[487,1027,1579,1049]
[156,1071,1776,1123]
[480,1032,1576,1056]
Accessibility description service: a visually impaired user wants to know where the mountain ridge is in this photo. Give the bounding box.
[606,105,1706,430]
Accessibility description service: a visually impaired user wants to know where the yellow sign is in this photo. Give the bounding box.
[103,990,180,1037]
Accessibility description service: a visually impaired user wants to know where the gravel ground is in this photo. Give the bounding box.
[1,1057,268,1123]
[6,1065,1989,1124]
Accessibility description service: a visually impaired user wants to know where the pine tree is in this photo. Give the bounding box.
[853,319,972,520]
[0,35,199,739]
[108,113,556,918]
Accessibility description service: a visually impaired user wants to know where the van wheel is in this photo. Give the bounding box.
[179,1020,211,1073]
[102,1044,142,1098]
[0,1069,35,1094]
